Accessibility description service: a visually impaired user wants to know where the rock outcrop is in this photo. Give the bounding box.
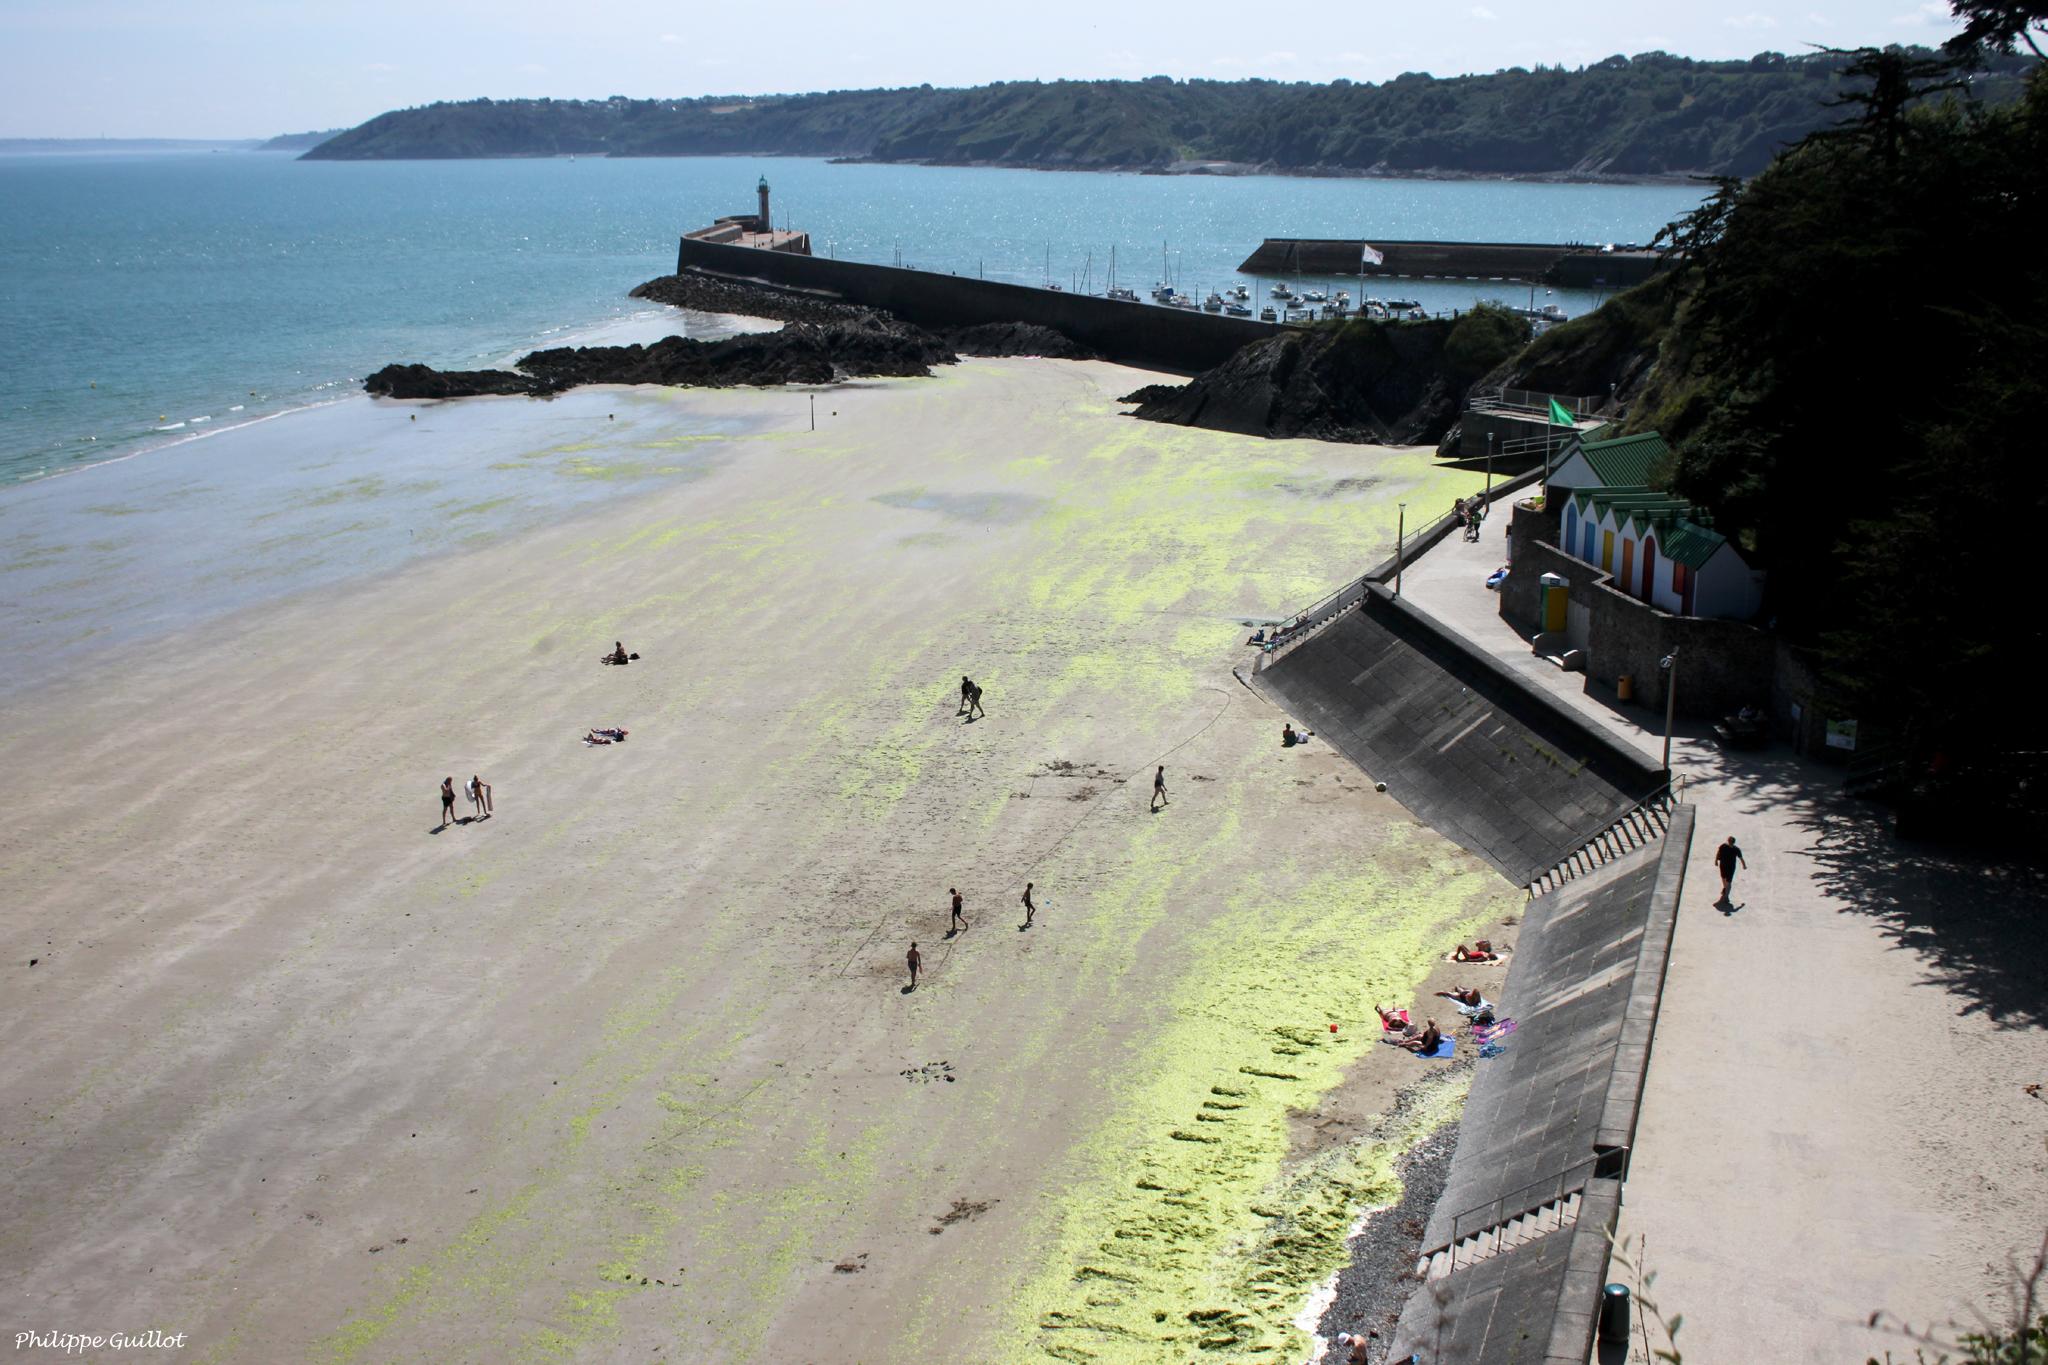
[1123,309,1527,446]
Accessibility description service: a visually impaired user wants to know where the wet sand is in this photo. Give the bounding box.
[0,357,1514,1363]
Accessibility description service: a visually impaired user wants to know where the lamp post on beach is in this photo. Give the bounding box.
[1659,647,1681,775]
[1486,431,1495,503]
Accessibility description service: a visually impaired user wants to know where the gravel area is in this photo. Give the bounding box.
[1314,1059,1474,1357]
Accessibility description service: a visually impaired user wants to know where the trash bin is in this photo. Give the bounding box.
[1617,674,1634,702]
[1599,1282,1631,1343]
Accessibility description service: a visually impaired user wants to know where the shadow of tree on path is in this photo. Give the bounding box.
[1688,744,2048,1032]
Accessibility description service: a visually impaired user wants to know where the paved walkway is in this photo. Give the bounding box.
[1397,505,2048,1362]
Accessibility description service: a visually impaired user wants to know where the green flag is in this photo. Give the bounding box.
[1548,397,1576,428]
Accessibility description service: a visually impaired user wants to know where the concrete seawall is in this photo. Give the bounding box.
[1237,237,1668,288]
[674,237,1286,374]
[1251,583,1666,886]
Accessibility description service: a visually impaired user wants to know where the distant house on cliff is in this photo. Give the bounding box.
[1548,429,1763,621]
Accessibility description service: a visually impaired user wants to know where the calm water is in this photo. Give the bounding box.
[0,153,1704,484]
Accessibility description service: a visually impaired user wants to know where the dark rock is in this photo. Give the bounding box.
[1125,313,1527,446]
[363,316,960,401]
[364,363,562,399]
[939,322,1097,360]
[630,271,875,328]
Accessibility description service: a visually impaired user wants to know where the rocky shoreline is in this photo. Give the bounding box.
[365,272,1096,401]
[1310,1063,1472,1357]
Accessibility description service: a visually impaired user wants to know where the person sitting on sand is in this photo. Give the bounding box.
[1248,628,1267,646]
[603,641,630,665]
[1396,1019,1442,1054]
[1282,723,1304,746]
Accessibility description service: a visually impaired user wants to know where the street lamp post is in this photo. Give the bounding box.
[1485,431,1495,503]
[1659,647,1681,776]
[1394,503,1406,598]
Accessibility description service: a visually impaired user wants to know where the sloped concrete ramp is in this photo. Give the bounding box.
[1251,587,1663,885]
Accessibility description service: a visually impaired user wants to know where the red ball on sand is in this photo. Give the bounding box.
[1329,1023,1338,1033]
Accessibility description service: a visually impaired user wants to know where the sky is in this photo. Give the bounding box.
[0,0,1968,139]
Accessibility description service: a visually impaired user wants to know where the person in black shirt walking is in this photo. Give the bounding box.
[1715,836,1747,904]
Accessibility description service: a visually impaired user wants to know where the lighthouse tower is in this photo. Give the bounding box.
[756,176,771,232]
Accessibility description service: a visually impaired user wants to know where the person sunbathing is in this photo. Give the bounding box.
[1453,944,1500,962]
[1375,1005,1414,1035]
[585,727,629,744]
[1396,1019,1442,1054]
[1437,986,1484,1007]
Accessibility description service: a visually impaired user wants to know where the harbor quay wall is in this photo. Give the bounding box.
[1236,237,1668,288]
[674,237,1285,374]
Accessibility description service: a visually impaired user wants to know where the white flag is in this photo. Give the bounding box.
[1361,243,1385,267]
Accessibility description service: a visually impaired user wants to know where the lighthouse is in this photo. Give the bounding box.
[756,176,771,232]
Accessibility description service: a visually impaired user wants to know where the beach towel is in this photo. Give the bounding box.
[1417,1036,1454,1060]
[1478,1041,1508,1058]
[1455,998,1494,1017]
[1474,1018,1517,1045]
[1378,1008,1411,1032]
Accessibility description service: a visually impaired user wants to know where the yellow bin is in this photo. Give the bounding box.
[1617,675,1635,701]
[1539,572,1568,632]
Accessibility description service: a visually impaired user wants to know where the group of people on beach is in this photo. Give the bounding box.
[437,774,493,830]
[1374,947,1506,1057]
[433,638,648,827]
[903,880,1040,990]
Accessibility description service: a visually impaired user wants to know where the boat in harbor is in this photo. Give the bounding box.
[1203,292,1225,312]
[1259,305,1278,321]
[1300,288,1327,303]
[1270,282,1294,301]
[1229,284,1249,301]
[1107,286,1140,302]
[1225,301,1252,317]
[1386,297,1420,310]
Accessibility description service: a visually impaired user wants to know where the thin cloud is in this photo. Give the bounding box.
[1890,0,1950,23]
[1724,12,1780,28]
[1471,5,1498,19]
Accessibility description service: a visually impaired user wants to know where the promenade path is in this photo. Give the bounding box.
[1393,503,2048,1362]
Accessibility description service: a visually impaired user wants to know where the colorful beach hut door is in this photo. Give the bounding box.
[1641,537,1657,599]
[1620,539,1635,592]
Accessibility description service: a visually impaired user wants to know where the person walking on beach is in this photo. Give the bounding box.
[966,682,985,720]
[906,942,921,991]
[1151,765,1168,812]
[959,676,975,715]
[1021,881,1036,928]
[439,776,457,829]
[1715,835,1748,903]
[949,887,967,934]
[469,774,493,820]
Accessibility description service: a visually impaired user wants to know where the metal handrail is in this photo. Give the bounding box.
[1524,780,1680,899]
[1442,1155,1602,1273]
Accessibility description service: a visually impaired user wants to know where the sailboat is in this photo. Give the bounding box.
[1105,245,1139,302]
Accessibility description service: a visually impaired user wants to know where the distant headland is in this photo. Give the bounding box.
[300,48,2031,179]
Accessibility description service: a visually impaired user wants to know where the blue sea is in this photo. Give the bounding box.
[0,152,1705,484]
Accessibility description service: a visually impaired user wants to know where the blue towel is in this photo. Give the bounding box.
[1420,1036,1455,1059]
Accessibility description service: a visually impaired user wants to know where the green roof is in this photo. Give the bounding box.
[1658,519,1729,570]
[1576,430,1670,489]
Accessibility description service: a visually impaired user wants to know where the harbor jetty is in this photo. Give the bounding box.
[1238,237,1668,288]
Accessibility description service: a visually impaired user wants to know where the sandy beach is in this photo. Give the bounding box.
[0,356,1512,1362]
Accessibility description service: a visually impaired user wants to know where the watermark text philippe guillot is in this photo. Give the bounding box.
[14,1330,186,1353]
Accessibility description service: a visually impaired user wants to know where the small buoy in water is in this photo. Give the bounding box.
[608,413,614,420]
[89,381,95,389]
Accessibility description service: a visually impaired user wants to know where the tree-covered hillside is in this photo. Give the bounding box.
[304,48,2032,177]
